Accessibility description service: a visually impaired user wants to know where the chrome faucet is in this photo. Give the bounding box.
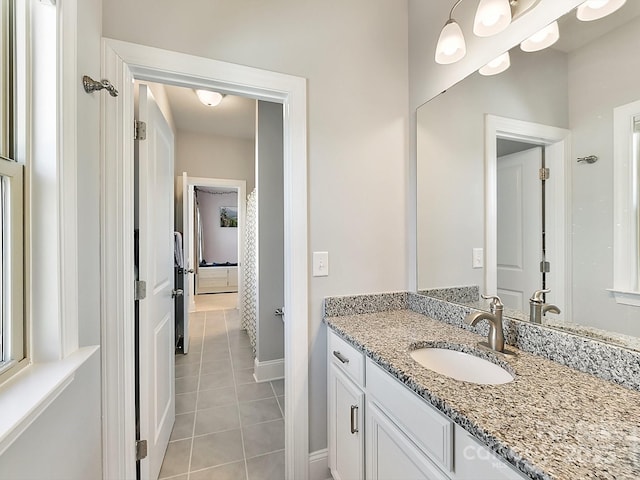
[529,289,561,324]
[465,294,505,353]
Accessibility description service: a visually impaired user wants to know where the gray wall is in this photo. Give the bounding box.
[256,101,285,363]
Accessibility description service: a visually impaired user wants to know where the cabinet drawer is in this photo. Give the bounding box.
[328,330,365,387]
[366,358,453,472]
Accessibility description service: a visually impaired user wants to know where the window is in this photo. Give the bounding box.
[0,0,25,381]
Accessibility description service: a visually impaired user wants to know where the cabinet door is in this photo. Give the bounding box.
[366,401,449,480]
[328,364,364,480]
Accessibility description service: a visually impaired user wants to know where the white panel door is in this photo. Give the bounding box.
[137,84,175,480]
[497,147,542,310]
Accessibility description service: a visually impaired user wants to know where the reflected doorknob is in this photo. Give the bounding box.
[172,289,184,298]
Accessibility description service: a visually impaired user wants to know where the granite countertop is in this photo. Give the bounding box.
[326,309,640,480]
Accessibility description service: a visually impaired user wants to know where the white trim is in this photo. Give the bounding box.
[101,39,309,480]
[57,0,79,357]
[485,115,571,318]
[101,43,137,480]
[607,289,640,307]
[253,357,284,382]
[612,100,640,296]
[309,449,331,480]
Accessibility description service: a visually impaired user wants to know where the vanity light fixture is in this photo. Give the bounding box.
[576,0,626,21]
[195,89,224,107]
[473,0,512,37]
[520,21,559,52]
[435,0,467,64]
[479,51,511,75]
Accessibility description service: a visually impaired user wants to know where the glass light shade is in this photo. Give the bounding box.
[195,89,223,107]
[520,21,560,52]
[479,51,511,76]
[435,19,466,65]
[473,0,512,37]
[577,0,626,21]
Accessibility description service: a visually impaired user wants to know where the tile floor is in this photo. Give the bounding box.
[159,293,285,480]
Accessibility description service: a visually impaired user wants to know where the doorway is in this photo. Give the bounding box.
[485,115,570,320]
[101,40,309,480]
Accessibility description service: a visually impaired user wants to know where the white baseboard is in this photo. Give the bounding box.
[309,449,331,480]
[252,357,284,382]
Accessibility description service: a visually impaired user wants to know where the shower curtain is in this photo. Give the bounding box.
[195,191,205,265]
[241,188,257,355]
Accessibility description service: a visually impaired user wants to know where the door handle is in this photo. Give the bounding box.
[350,405,359,434]
[274,308,284,317]
[186,269,194,274]
[171,289,184,298]
[332,351,349,364]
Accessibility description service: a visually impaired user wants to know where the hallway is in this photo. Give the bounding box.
[159,294,285,480]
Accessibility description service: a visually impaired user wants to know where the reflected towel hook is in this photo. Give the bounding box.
[577,155,598,164]
[82,75,119,97]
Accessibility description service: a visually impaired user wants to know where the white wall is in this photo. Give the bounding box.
[417,48,568,292]
[176,130,255,193]
[0,352,102,478]
[568,17,640,336]
[256,101,285,364]
[197,190,238,264]
[104,0,409,452]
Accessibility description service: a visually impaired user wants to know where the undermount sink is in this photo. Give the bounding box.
[410,348,514,385]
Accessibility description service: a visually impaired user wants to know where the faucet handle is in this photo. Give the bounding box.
[481,294,503,309]
[530,289,550,303]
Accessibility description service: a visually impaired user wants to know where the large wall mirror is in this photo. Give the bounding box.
[416,2,640,349]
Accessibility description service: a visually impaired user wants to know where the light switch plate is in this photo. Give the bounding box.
[472,248,484,268]
[313,251,329,277]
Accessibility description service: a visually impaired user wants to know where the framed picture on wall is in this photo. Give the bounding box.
[220,206,238,227]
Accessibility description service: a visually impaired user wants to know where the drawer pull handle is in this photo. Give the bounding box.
[333,350,349,364]
[350,405,359,434]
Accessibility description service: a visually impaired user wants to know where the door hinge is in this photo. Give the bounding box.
[539,167,550,181]
[134,120,147,140]
[540,261,551,273]
[136,439,148,461]
[135,280,147,300]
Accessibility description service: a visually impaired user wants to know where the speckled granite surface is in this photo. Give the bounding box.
[417,285,479,304]
[325,310,640,480]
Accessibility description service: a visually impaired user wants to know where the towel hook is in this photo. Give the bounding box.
[577,155,598,164]
[82,75,119,97]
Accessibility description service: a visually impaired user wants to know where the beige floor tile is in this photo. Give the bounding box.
[236,382,275,403]
[189,462,247,480]
[197,386,237,410]
[176,392,197,415]
[270,379,284,396]
[200,359,233,375]
[170,412,195,442]
[239,397,282,426]
[175,362,201,379]
[176,375,199,394]
[242,419,285,459]
[234,368,256,386]
[158,438,191,478]
[246,450,285,480]
[194,403,241,436]
[199,371,234,391]
[190,429,244,471]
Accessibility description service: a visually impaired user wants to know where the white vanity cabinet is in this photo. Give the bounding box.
[328,331,365,480]
[327,329,527,480]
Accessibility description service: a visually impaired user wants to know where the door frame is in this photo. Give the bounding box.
[101,38,309,479]
[188,176,247,311]
[485,114,571,319]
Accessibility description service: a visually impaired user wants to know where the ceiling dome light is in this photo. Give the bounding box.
[520,21,560,52]
[577,0,626,21]
[195,89,224,107]
[473,0,512,37]
[479,51,511,76]
[435,19,466,64]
